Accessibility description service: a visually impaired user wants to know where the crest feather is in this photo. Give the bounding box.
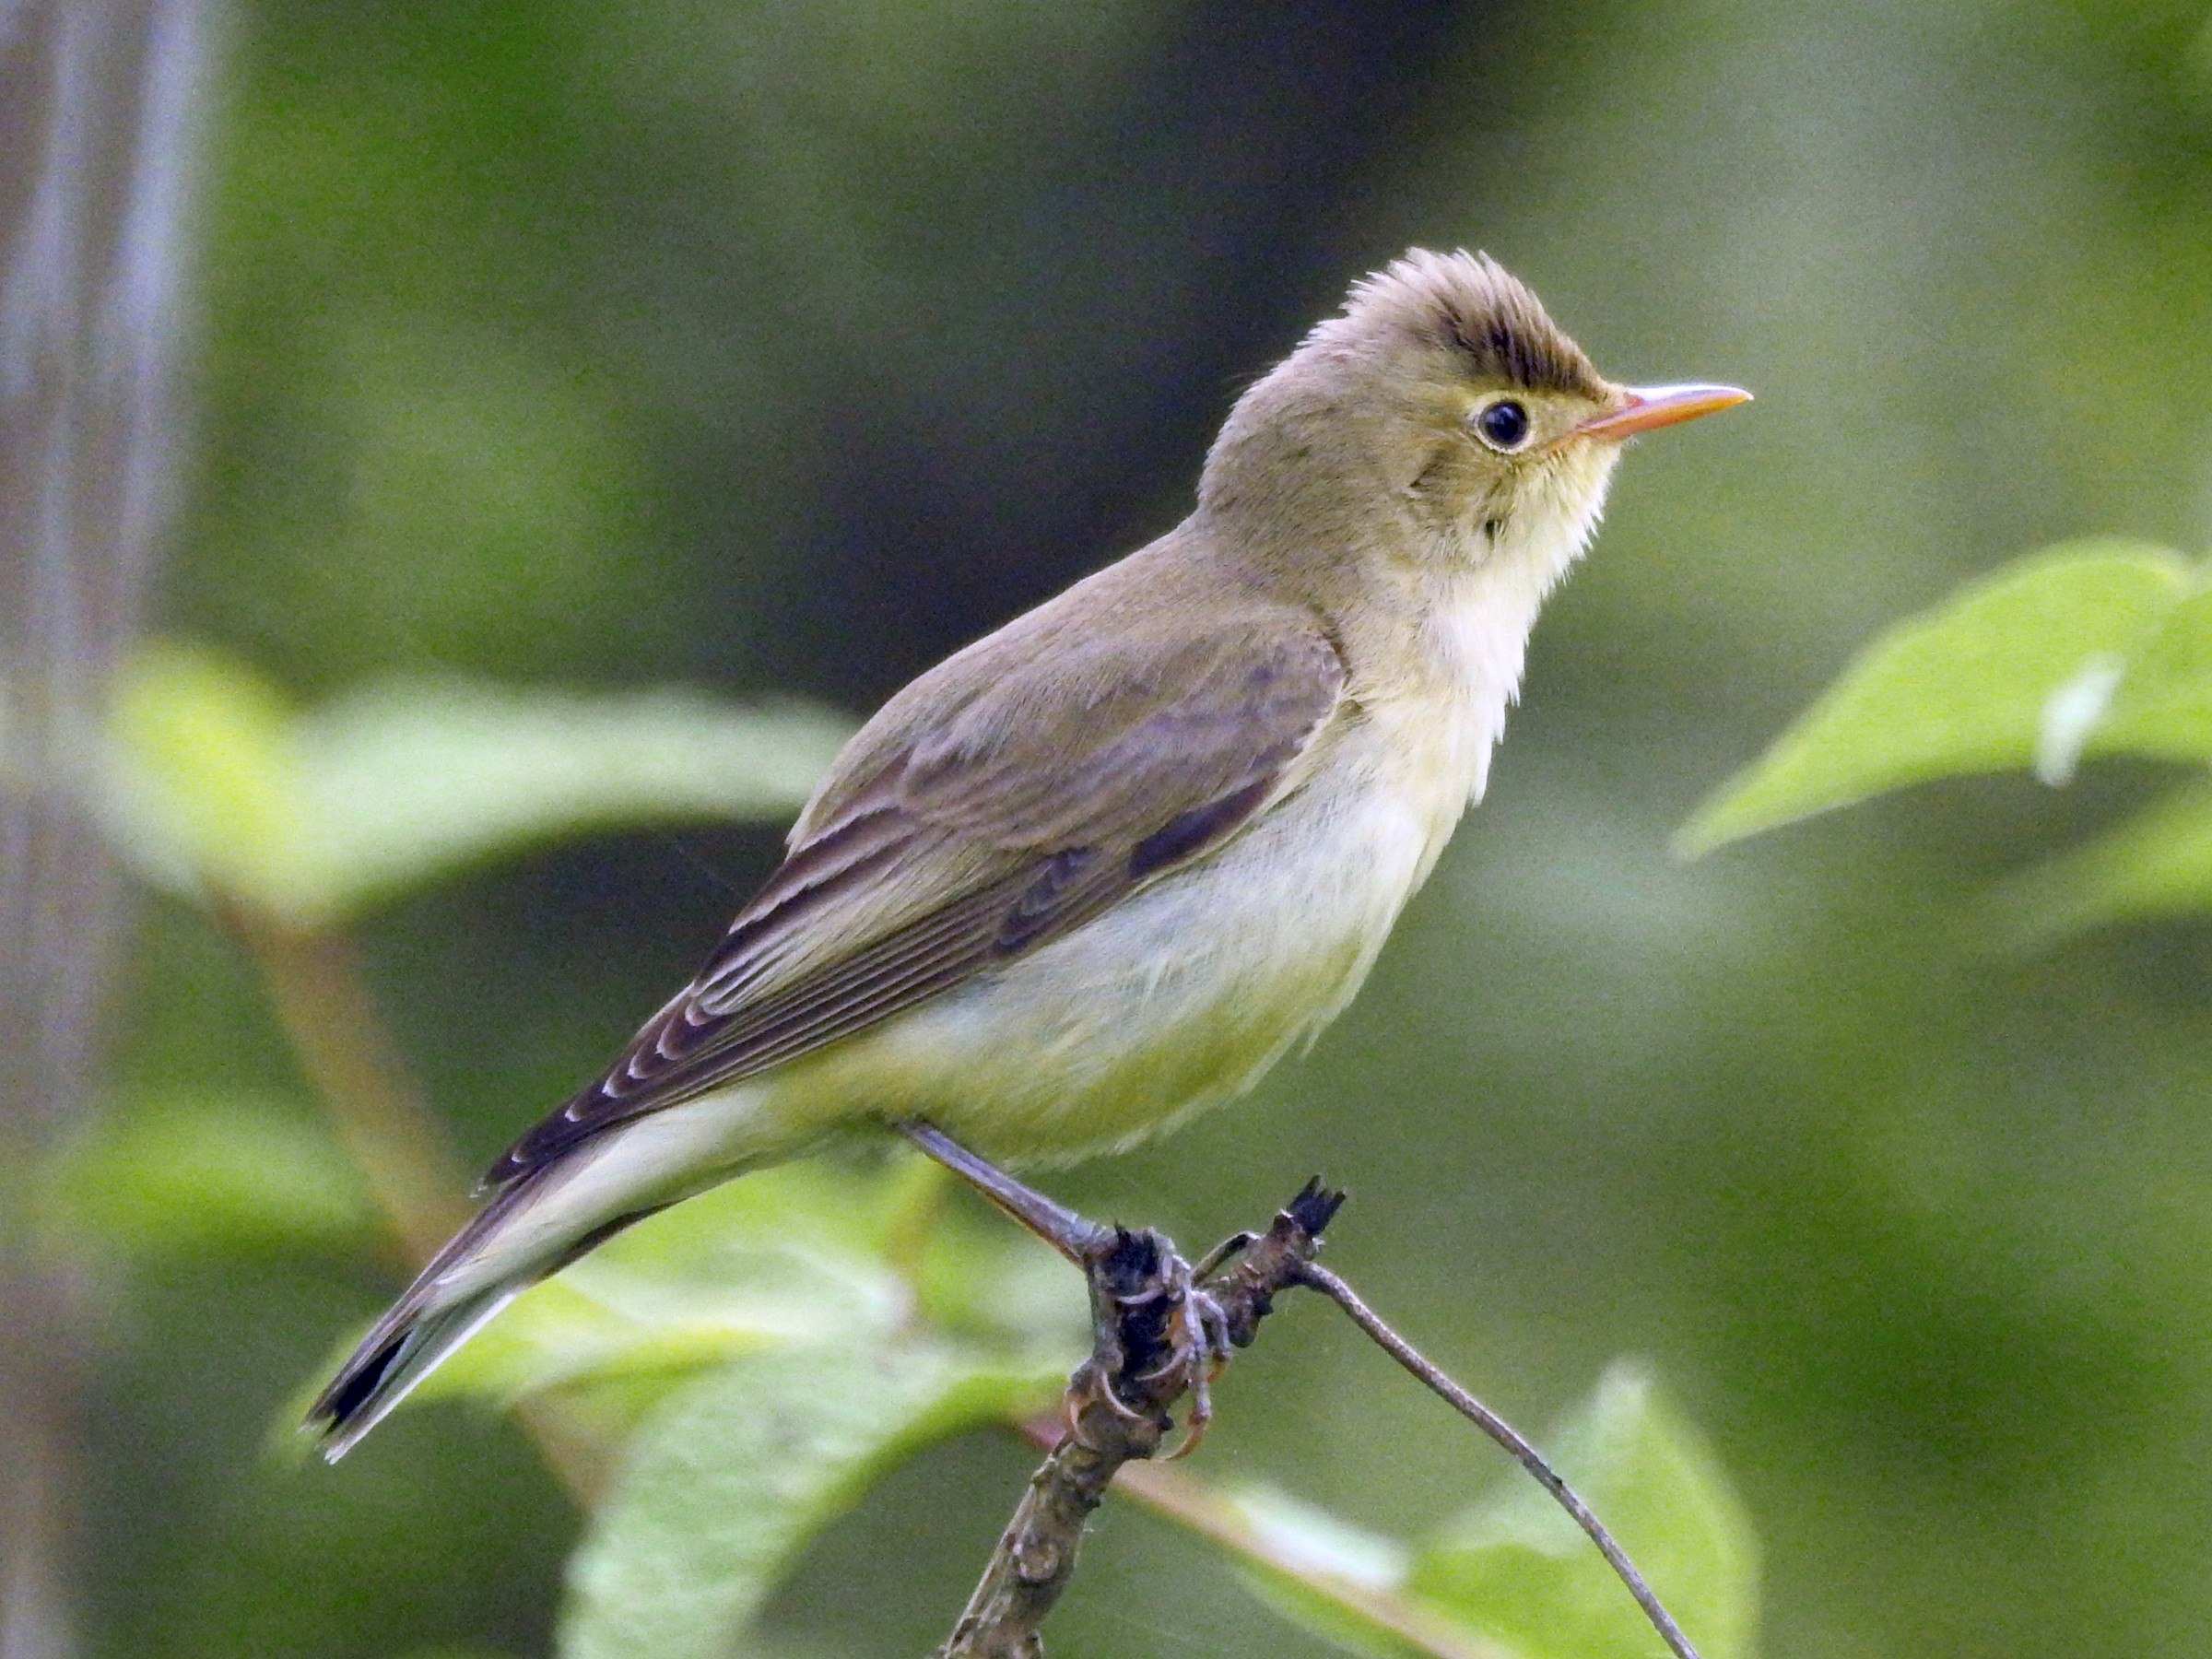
[1324,248,1603,396]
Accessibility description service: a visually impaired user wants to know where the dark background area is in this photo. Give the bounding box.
[58,2,2212,1654]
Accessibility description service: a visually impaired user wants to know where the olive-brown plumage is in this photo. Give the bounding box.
[312,250,1747,1455]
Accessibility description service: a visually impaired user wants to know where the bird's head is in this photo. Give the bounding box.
[1198,248,1747,586]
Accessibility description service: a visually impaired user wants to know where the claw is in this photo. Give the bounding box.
[1063,1222,1242,1461]
[1159,1293,1221,1459]
[1195,1287,1234,1363]
[1065,1357,1150,1439]
[1164,1370,1212,1461]
[1070,1256,1145,1434]
[1153,1275,1234,1459]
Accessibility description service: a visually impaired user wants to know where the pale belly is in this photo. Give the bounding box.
[432,558,1553,1304]
[749,730,1469,1164]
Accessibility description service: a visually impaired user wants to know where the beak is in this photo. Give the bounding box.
[1571,382,1751,443]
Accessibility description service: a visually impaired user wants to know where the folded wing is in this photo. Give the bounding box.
[483,606,1347,1187]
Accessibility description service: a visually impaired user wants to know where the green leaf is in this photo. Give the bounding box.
[99,642,851,923]
[283,1151,1079,1464]
[414,1177,909,1418]
[1678,540,2193,854]
[406,1159,1079,1437]
[558,1345,1061,1659]
[292,677,850,916]
[1220,1485,1445,1659]
[1406,1363,1759,1659]
[38,1089,376,1258]
[102,642,314,909]
[2079,588,2212,765]
[1227,1483,1413,1593]
[1987,782,2212,945]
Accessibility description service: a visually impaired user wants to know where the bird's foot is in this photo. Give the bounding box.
[1065,1225,1241,1458]
[893,1121,1254,1459]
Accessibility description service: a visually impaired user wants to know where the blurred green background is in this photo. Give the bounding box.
[61,1,2212,1654]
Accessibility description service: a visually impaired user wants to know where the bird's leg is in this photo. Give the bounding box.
[896,1121,1145,1419]
[1157,1229,1254,1456]
[897,1120,1233,1447]
[897,1120,1111,1265]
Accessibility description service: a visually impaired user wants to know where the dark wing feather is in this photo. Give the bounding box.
[484,613,1345,1188]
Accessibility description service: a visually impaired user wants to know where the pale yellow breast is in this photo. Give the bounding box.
[757,559,1555,1165]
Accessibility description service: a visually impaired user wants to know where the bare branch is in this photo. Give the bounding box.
[940,1187,1709,1659]
[937,1182,1342,1658]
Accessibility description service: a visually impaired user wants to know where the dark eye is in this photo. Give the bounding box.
[1475,398,1531,451]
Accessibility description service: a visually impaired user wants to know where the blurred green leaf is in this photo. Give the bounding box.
[1405,1363,1758,1659]
[401,1159,1079,1441]
[99,641,850,923]
[39,1089,375,1258]
[2080,588,2212,764]
[104,641,312,907]
[1220,1485,1448,1659]
[292,677,850,915]
[413,1171,911,1420]
[1233,1483,1411,1587]
[1678,541,2192,853]
[558,1344,1062,1659]
[276,1152,1077,1460]
[1989,782,2212,945]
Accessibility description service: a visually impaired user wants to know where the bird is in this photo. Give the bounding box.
[310,248,1747,1457]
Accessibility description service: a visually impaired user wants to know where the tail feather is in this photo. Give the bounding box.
[309,1287,521,1461]
[309,1168,551,1460]
[309,1088,776,1458]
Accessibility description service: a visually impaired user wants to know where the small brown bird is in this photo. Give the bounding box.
[312,249,1747,1455]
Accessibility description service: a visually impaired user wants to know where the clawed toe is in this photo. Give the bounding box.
[1065,1226,1237,1457]
[1065,1355,1152,1436]
[1157,1285,1224,1458]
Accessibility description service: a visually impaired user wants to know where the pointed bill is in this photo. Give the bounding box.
[1573,382,1751,442]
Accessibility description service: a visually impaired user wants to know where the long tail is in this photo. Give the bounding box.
[308,1166,672,1459]
[309,1088,776,1458]
[308,1174,553,1460]
[311,1286,522,1460]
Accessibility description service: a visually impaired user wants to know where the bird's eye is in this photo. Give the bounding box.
[1474,398,1532,451]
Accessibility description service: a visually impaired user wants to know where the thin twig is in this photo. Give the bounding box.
[1296,1262,1704,1659]
[945,1184,1708,1659]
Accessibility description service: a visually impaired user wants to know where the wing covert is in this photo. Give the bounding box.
[484,615,1345,1187]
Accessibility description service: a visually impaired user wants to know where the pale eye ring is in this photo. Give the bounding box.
[1473,398,1532,452]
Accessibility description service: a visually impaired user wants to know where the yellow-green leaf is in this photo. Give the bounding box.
[1989,782,2212,945]
[39,1089,375,1258]
[2084,588,2212,764]
[1679,541,2193,854]
[104,642,314,909]
[98,642,850,923]
[558,1346,1061,1659]
[292,677,850,916]
[388,1158,1077,1438]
